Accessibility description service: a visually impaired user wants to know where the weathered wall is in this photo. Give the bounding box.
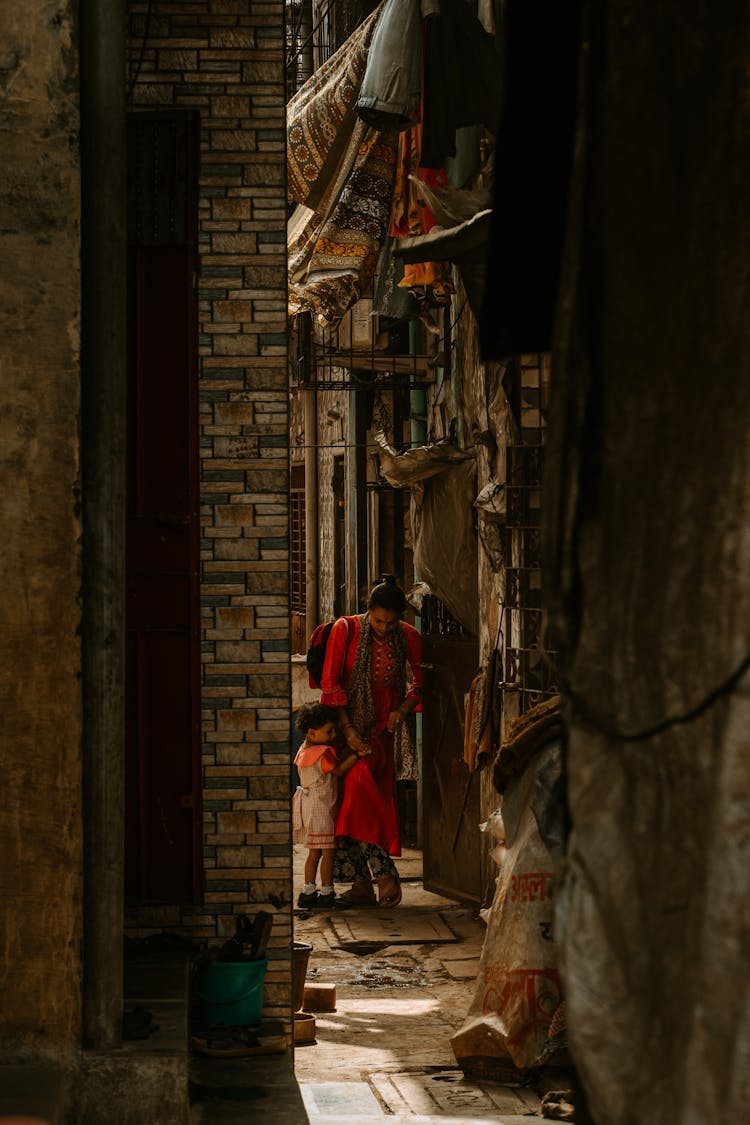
[450,286,506,879]
[448,287,562,902]
[289,378,349,621]
[0,0,82,1056]
[316,385,349,618]
[126,0,292,1025]
[545,6,750,1122]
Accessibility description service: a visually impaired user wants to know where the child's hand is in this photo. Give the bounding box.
[356,746,372,758]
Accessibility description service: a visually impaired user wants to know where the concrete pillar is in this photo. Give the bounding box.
[80,0,127,1050]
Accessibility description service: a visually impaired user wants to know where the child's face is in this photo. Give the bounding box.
[307,720,337,745]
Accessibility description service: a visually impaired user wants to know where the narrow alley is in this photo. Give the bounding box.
[189,845,566,1124]
[4,4,749,1124]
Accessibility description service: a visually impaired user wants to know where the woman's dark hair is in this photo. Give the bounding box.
[295,702,339,734]
[367,573,406,614]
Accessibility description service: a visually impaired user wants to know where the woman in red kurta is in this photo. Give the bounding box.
[319,575,423,908]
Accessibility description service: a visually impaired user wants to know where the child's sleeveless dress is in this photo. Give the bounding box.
[292,741,338,849]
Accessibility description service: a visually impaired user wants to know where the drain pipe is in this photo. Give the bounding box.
[80,0,127,1049]
[300,312,319,637]
[304,386,319,637]
[409,322,427,848]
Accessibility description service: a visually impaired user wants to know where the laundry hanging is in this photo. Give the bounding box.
[287,3,397,328]
[420,0,502,168]
[355,0,423,132]
[287,0,501,328]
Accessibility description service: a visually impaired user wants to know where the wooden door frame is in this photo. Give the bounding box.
[125,108,202,902]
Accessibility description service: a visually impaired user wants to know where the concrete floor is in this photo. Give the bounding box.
[291,845,555,1124]
[190,846,570,1123]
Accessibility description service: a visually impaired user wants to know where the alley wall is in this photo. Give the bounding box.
[0,0,83,1057]
[125,0,292,1026]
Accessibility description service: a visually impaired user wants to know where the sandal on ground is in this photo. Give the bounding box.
[376,874,402,908]
[333,878,376,909]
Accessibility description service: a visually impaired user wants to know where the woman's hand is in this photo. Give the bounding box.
[343,724,369,755]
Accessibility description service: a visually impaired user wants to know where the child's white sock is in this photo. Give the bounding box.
[320,884,334,895]
[303,882,317,895]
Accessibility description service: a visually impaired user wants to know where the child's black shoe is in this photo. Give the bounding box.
[316,892,336,909]
[297,890,318,908]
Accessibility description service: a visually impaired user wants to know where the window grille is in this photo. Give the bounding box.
[286,0,379,98]
[501,355,557,713]
[290,464,306,615]
[292,306,437,393]
[421,595,468,638]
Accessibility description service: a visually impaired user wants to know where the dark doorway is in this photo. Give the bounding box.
[420,601,481,905]
[125,111,202,903]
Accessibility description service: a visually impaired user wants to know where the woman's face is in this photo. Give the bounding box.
[368,607,400,639]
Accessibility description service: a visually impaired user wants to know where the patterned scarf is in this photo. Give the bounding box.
[347,614,408,739]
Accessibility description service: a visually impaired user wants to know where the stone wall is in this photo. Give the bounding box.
[126,0,291,1024]
[0,0,83,1056]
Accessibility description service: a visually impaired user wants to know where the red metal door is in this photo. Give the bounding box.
[125,113,201,902]
[421,632,482,905]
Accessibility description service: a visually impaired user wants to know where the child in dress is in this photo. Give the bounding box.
[293,702,371,908]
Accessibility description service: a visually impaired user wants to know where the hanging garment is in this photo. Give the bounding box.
[372,235,424,321]
[287,3,384,212]
[288,131,398,327]
[356,0,422,132]
[421,0,502,168]
[389,124,453,302]
[286,2,400,327]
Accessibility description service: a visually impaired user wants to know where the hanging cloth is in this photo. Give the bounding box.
[287,3,384,212]
[389,124,453,301]
[286,3,399,327]
[356,0,423,132]
[421,0,502,168]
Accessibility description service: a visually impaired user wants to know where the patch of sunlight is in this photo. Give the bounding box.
[333,997,440,1014]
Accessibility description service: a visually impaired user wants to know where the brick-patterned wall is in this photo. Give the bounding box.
[126,0,291,1026]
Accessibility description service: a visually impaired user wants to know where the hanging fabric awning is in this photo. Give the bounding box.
[374,432,478,632]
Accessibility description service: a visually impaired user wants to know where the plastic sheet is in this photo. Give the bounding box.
[451,739,563,1072]
[375,433,478,631]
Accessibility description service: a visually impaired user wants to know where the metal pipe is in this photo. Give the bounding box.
[345,388,359,611]
[304,385,320,638]
[409,320,427,848]
[80,0,127,1049]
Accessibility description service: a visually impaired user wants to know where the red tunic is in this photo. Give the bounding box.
[319,615,422,855]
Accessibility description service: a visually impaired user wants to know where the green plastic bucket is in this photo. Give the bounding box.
[194,959,268,1027]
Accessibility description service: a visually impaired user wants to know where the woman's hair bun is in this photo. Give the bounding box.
[368,574,406,612]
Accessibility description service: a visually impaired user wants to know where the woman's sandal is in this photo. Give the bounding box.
[333,878,376,909]
[376,874,402,908]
